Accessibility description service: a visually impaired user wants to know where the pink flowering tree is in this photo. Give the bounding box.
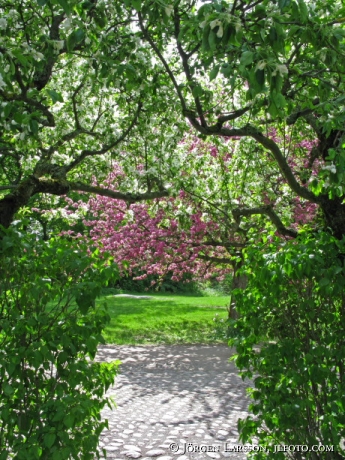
[61,126,321,302]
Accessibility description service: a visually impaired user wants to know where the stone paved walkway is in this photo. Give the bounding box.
[96,344,251,460]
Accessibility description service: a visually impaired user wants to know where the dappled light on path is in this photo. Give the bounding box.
[96,345,250,459]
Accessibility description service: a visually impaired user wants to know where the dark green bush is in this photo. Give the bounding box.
[0,226,119,460]
[112,271,203,294]
[230,232,345,459]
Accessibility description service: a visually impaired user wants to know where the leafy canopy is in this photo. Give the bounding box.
[0,0,345,242]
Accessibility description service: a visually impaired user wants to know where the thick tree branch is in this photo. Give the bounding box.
[0,173,169,229]
[232,205,298,238]
[69,181,169,202]
[213,106,252,128]
[33,13,65,90]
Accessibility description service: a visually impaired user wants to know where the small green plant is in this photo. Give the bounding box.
[0,226,119,460]
[230,232,345,459]
[212,313,231,341]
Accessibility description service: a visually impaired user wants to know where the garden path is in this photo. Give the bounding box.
[96,344,250,460]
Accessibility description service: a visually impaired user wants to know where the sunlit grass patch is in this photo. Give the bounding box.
[100,293,230,344]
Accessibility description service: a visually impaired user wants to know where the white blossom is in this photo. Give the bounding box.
[210,19,221,29]
[7,9,18,19]
[165,5,173,17]
[234,19,242,32]
[216,24,223,38]
[54,40,65,51]
[61,18,72,32]
[0,18,8,29]
[0,74,6,90]
[256,60,267,70]
[32,50,44,61]
[272,63,288,76]
[322,163,337,174]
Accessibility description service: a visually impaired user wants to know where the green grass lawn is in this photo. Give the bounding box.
[100,292,230,345]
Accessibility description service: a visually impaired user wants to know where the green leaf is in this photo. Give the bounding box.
[208,30,217,51]
[255,69,265,88]
[44,433,56,448]
[267,102,278,118]
[3,103,12,118]
[66,29,85,52]
[76,291,94,314]
[47,89,64,104]
[202,25,211,51]
[94,11,107,28]
[192,85,203,98]
[14,112,23,124]
[29,119,39,136]
[279,0,291,11]
[3,383,14,396]
[297,0,308,21]
[12,50,29,67]
[209,65,220,81]
[269,27,277,43]
[132,0,141,11]
[319,277,330,287]
[63,414,75,429]
[240,51,254,67]
[56,0,72,15]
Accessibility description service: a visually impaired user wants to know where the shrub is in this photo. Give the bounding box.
[0,226,119,460]
[230,232,345,459]
[113,271,203,294]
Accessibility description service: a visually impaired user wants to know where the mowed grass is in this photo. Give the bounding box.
[100,293,230,345]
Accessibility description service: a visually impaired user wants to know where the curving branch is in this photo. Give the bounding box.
[68,181,169,202]
[0,173,169,229]
[232,205,298,238]
[213,105,253,128]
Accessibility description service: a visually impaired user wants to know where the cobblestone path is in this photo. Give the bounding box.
[96,344,251,460]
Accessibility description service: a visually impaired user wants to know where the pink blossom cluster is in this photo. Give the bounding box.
[292,197,318,227]
[64,166,233,282]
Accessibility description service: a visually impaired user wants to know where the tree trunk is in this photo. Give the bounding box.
[320,196,345,240]
[228,260,247,320]
[0,177,38,229]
